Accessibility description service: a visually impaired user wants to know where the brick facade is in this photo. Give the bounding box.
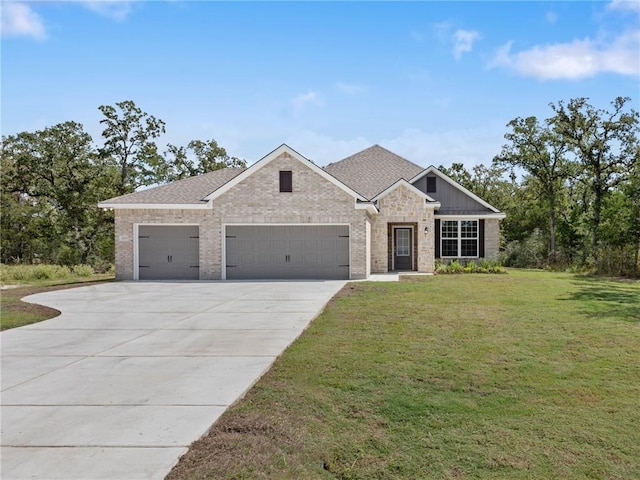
[113,152,371,280]
[111,151,502,280]
[484,218,500,259]
[370,184,437,274]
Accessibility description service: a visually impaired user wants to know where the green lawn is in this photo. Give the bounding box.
[167,270,640,480]
[1,276,114,330]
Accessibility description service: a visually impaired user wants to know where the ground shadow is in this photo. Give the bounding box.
[561,277,640,323]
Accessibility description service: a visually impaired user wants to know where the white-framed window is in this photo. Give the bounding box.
[441,220,478,257]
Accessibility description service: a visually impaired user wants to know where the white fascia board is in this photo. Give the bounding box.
[427,201,441,210]
[98,202,211,210]
[355,202,379,215]
[204,144,366,202]
[410,166,502,213]
[434,213,506,219]
[371,179,437,203]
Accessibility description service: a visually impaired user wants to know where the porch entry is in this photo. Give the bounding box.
[392,225,415,271]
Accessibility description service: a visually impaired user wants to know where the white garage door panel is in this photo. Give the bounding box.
[138,226,199,280]
[226,225,349,280]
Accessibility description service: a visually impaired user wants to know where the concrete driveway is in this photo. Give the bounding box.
[1,280,346,480]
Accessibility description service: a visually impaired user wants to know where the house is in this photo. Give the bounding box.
[98,144,505,280]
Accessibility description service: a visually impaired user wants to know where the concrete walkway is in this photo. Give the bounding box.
[1,280,346,480]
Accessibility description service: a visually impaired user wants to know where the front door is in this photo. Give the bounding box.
[394,228,412,270]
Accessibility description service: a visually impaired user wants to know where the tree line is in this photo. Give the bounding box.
[1,100,246,268]
[2,97,638,276]
[440,96,639,277]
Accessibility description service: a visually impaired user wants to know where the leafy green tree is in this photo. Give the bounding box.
[1,122,116,265]
[550,97,640,259]
[163,139,247,182]
[494,116,573,262]
[98,100,166,194]
[438,162,472,187]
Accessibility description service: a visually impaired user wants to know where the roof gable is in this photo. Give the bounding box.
[410,166,502,213]
[205,144,366,202]
[371,179,440,207]
[324,144,424,200]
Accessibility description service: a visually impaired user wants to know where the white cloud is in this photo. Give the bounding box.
[452,29,480,60]
[81,1,133,21]
[608,0,640,13]
[382,127,504,168]
[336,82,365,95]
[410,30,424,42]
[285,127,504,168]
[1,2,46,39]
[488,30,640,79]
[291,91,321,114]
[433,21,452,44]
[285,130,370,166]
[545,11,559,24]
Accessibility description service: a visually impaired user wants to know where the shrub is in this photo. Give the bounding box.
[448,260,465,274]
[435,259,506,275]
[463,261,477,273]
[72,264,94,277]
[435,261,449,274]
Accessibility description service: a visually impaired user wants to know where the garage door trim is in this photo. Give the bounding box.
[221,223,351,280]
[133,223,200,280]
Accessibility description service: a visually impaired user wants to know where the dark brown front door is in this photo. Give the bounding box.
[394,228,412,270]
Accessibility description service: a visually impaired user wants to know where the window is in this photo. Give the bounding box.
[441,220,478,257]
[279,171,292,192]
[396,229,410,256]
[426,176,436,193]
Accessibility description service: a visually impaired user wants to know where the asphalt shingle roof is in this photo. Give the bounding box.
[324,145,425,199]
[102,168,246,205]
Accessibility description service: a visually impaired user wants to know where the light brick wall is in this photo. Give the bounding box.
[370,184,436,273]
[484,218,500,259]
[114,209,214,280]
[212,152,371,279]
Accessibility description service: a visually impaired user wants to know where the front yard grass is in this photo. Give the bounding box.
[0,276,113,330]
[167,270,640,479]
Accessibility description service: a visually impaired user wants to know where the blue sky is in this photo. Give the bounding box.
[2,1,639,168]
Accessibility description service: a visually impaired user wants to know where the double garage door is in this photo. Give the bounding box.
[137,225,350,280]
[225,225,350,280]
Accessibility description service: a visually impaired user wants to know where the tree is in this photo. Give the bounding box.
[98,100,166,194]
[163,139,247,182]
[1,122,116,265]
[494,116,572,262]
[550,97,640,259]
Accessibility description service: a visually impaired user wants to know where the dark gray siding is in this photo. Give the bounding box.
[413,174,492,214]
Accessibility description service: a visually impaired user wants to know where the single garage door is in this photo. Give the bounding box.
[225,225,349,280]
[138,225,199,280]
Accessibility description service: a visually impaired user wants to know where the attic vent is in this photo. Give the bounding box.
[426,176,436,193]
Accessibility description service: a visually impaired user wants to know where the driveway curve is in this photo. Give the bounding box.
[1,280,346,480]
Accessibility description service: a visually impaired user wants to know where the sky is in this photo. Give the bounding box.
[2,0,639,169]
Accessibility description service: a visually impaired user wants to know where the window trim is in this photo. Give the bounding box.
[279,170,292,192]
[440,219,479,258]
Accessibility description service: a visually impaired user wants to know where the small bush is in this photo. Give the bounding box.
[32,265,72,280]
[0,263,100,283]
[72,264,94,277]
[448,260,465,274]
[435,261,449,274]
[435,259,506,275]
[463,261,477,273]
